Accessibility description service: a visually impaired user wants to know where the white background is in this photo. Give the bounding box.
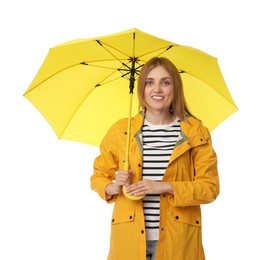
[1,0,259,259]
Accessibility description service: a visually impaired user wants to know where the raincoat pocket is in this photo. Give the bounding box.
[171,206,201,227]
[165,206,204,259]
[111,208,135,224]
[111,198,135,225]
[109,201,140,260]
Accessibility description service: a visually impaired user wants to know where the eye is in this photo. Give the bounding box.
[145,80,153,86]
[161,80,171,85]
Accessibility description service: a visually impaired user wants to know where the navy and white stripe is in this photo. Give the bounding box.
[142,118,181,240]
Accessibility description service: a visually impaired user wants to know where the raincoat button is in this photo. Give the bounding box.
[124,132,127,135]
[138,164,141,167]
[196,220,199,224]
[112,219,115,223]
[129,215,132,220]
[161,228,164,231]
[200,138,203,142]
[175,216,179,220]
[141,230,144,234]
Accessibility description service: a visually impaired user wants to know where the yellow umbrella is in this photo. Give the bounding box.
[24,28,237,198]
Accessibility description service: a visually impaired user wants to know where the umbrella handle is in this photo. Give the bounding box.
[122,186,144,200]
[122,92,144,200]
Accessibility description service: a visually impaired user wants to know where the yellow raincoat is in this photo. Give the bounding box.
[91,111,219,260]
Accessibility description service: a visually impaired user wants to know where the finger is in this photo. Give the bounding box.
[126,186,144,195]
[134,189,146,196]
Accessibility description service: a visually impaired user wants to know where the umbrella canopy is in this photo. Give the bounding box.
[24,28,238,147]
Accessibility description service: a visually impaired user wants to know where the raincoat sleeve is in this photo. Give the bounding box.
[169,125,220,207]
[90,120,124,203]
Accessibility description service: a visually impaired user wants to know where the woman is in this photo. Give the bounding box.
[91,57,219,260]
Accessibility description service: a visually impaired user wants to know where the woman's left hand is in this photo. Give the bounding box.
[125,180,173,196]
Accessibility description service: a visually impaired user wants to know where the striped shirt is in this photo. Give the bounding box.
[142,118,181,240]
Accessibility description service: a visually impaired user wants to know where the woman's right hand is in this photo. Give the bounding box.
[105,169,132,196]
[114,169,133,194]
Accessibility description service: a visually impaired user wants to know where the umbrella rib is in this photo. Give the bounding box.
[81,60,136,85]
[24,60,128,95]
[96,40,130,63]
[24,63,86,95]
[95,70,129,87]
[81,61,125,71]
[138,45,174,59]
[96,76,127,87]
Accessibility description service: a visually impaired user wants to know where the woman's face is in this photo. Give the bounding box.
[144,65,174,113]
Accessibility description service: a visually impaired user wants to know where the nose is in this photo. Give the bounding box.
[153,83,162,92]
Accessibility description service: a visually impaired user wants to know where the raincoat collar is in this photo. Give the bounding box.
[132,111,207,162]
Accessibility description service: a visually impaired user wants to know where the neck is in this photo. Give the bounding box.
[145,110,175,125]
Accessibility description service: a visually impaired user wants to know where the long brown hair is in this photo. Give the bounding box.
[137,57,195,121]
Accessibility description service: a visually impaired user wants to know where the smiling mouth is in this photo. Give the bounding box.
[152,96,164,100]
